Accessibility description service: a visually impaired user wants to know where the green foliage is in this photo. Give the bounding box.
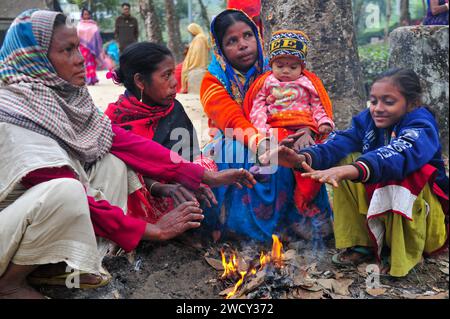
[353,0,427,45]
[358,43,389,95]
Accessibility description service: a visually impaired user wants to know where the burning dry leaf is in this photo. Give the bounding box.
[204,257,224,271]
[293,288,324,299]
[219,287,234,296]
[237,256,248,272]
[238,271,266,296]
[366,287,387,297]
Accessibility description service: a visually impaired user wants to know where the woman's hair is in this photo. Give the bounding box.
[373,68,423,106]
[53,13,67,30]
[115,42,173,97]
[213,10,255,52]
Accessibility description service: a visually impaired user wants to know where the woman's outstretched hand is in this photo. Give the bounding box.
[144,201,204,241]
[279,128,315,152]
[149,181,218,208]
[202,169,257,189]
[258,145,306,169]
[195,184,218,208]
[300,162,359,188]
[153,183,198,206]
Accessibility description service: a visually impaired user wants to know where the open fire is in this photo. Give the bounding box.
[220,234,285,299]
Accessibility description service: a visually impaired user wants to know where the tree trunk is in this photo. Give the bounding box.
[165,0,183,63]
[261,0,366,129]
[139,0,163,44]
[400,0,411,26]
[197,0,211,31]
[385,0,392,43]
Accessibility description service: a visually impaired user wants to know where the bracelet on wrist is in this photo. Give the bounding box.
[149,181,161,196]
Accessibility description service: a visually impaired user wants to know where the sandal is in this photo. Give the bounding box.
[332,246,374,266]
[28,266,111,289]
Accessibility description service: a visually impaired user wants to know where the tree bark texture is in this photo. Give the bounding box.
[261,0,366,129]
[165,0,184,63]
[139,0,163,44]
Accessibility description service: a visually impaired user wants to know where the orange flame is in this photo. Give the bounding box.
[221,251,238,279]
[271,234,284,267]
[259,251,270,270]
[226,271,247,299]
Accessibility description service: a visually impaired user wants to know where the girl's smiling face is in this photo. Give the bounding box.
[369,79,411,129]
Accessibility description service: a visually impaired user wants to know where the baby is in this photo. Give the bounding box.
[250,30,334,139]
[250,30,334,217]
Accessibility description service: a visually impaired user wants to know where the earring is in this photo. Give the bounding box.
[140,88,144,102]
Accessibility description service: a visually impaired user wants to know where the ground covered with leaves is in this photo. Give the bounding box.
[40,232,448,300]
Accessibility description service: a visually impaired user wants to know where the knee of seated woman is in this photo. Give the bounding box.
[38,178,88,211]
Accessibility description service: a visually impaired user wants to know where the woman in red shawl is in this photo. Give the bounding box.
[105,42,215,224]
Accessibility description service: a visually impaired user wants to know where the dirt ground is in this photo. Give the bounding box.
[38,72,449,299]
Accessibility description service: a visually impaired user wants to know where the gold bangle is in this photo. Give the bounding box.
[149,181,161,196]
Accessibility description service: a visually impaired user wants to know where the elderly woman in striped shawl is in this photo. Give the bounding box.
[0,9,256,299]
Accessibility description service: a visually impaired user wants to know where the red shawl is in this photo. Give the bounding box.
[105,93,175,140]
[105,93,176,223]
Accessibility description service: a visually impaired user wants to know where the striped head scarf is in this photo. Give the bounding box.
[0,9,113,163]
[208,9,267,106]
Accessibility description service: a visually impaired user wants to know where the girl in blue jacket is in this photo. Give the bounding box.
[263,68,448,277]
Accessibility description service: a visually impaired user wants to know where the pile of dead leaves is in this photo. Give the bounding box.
[203,243,449,300]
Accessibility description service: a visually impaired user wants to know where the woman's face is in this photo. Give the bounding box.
[48,25,85,86]
[142,55,177,107]
[369,79,410,129]
[220,21,258,73]
[82,10,90,20]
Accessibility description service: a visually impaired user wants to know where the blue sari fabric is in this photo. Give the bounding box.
[202,133,332,242]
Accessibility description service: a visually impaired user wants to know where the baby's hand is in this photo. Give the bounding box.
[266,95,276,104]
[318,124,332,134]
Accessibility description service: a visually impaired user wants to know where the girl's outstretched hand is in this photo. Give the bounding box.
[300,162,359,188]
[258,145,306,168]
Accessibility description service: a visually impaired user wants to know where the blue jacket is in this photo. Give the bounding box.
[303,107,449,195]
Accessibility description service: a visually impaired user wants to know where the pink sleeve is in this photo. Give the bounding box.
[21,167,146,252]
[88,196,146,252]
[110,125,205,190]
[249,79,271,133]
